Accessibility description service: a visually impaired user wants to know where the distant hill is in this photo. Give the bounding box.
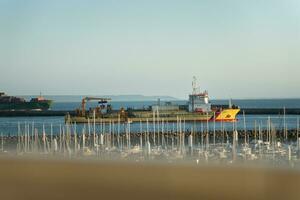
[21,95,178,102]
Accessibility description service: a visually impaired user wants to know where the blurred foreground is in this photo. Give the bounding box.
[0,157,300,200]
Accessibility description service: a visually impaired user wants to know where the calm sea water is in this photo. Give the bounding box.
[0,99,299,135]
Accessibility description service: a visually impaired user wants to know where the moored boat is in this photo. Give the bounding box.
[0,92,52,111]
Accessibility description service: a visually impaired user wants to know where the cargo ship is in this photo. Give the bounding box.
[66,78,240,123]
[0,92,52,111]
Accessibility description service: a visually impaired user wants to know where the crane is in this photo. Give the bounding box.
[81,97,111,117]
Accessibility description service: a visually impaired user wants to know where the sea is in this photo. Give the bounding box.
[0,99,300,136]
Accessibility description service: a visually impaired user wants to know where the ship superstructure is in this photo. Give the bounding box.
[188,77,211,113]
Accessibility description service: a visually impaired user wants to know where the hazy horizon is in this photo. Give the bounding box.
[1,0,300,99]
[18,94,300,102]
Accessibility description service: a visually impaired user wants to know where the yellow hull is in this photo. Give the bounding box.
[215,109,240,122]
[67,109,240,124]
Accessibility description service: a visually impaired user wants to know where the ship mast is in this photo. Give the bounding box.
[192,76,199,95]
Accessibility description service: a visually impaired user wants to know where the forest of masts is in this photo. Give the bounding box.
[1,112,300,165]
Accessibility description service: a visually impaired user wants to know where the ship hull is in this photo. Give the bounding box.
[67,109,240,124]
[0,101,52,111]
[214,109,241,122]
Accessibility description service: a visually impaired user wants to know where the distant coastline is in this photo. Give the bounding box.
[19,95,300,103]
[20,95,179,102]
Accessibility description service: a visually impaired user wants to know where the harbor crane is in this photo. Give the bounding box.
[81,97,111,117]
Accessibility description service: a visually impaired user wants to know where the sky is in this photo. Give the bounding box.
[0,0,300,99]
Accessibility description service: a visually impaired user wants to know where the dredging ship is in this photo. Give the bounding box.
[66,79,240,123]
[0,92,52,111]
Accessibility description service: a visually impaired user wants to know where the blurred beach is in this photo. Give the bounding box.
[0,157,299,200]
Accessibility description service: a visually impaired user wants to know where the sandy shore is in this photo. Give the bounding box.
[0,157,299,200]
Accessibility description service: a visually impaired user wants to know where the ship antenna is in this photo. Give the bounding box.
[192,76,197,94]
[229,98,232,108]
[192,76,200,94]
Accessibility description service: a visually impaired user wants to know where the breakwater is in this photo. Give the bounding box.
[242,108,300,115]
[0,110,75,117]
[1,129,299,147]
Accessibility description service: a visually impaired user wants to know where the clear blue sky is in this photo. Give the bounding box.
[0,0,299,99]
